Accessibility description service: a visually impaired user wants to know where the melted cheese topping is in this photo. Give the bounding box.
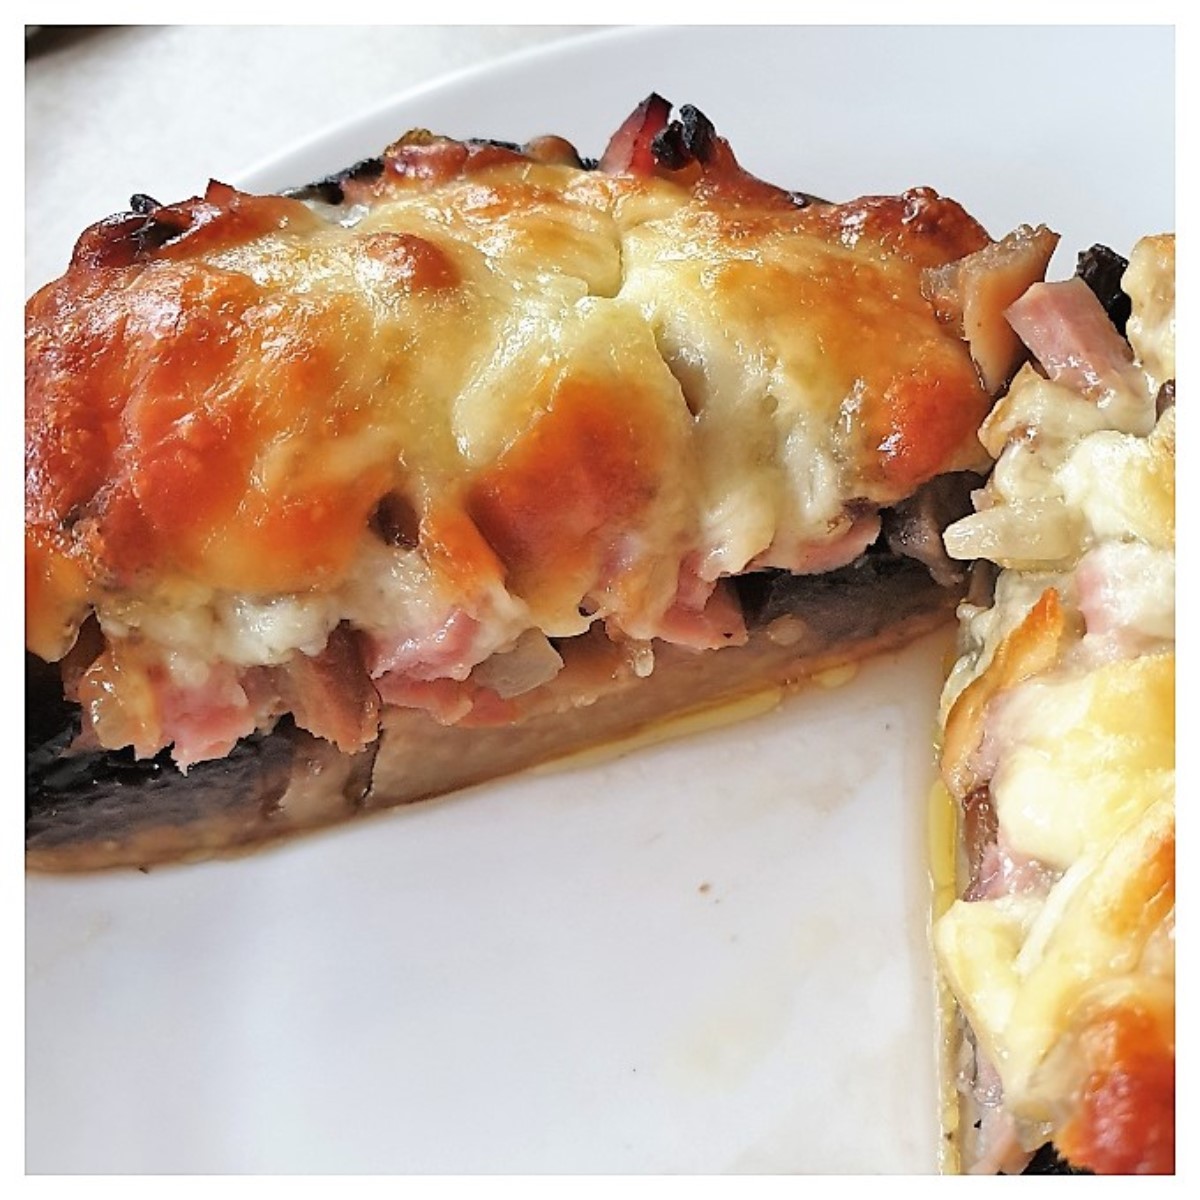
[935,236,1175,1173]
[1123,234,1175,391]
[27,141,993,696]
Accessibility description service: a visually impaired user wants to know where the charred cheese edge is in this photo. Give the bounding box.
[934,235,1175,1175]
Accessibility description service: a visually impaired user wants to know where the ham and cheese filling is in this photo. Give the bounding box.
[935,235,1175,1174]
[26,99,1049,767]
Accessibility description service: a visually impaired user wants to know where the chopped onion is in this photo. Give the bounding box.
[472,630,564,699]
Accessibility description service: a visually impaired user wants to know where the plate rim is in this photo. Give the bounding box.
[234,24,638,190]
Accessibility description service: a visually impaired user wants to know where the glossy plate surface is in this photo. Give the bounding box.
[26,25,1173,1173]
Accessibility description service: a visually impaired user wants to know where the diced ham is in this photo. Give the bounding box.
[1073,556,1127,637]
[750,514,882,576]
[655,567,748,651]
[366,608,484,682]
[966,834,1059,903]
[74,628,382,767]
[1074,543,1174,650]
[156,663,258,770]
[597,94,672,175]
[1005,277,1145,402]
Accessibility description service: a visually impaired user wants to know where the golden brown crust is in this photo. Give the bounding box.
[1059,1001,1175,1175]
[940,586,1068,798]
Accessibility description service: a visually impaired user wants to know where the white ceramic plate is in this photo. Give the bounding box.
[26,25,1173,1174]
